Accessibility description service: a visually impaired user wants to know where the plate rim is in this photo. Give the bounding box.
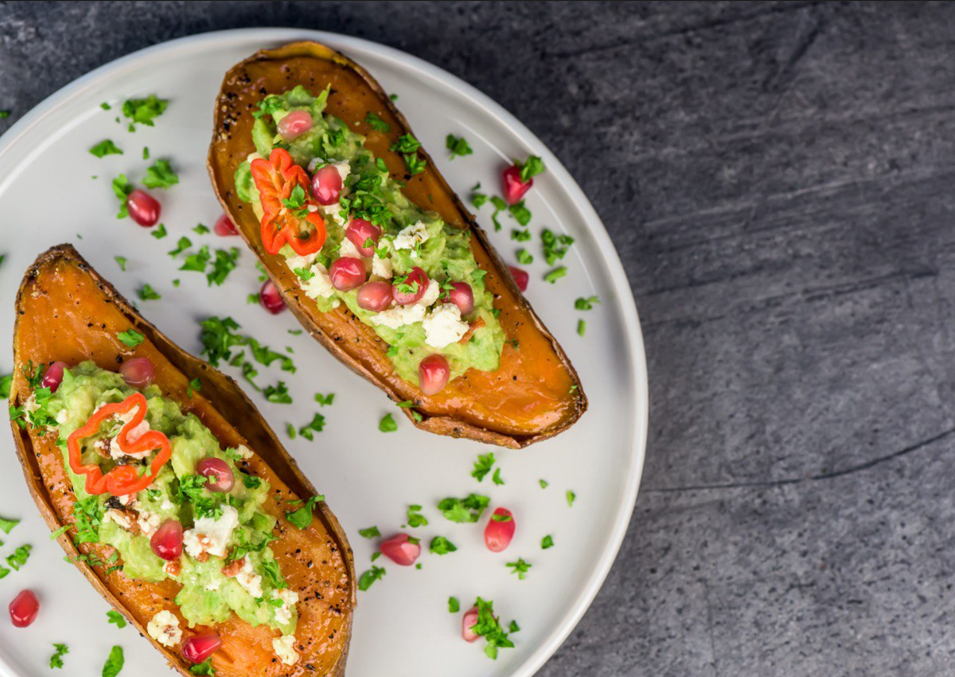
[0,27,648,677]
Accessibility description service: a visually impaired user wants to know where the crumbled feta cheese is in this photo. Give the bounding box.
[137,510,161,536]
[272,588,300,626]
[111,419,152,460]
[393,221,430,254]
[183,506,239,559]
[317,201,347,228]
[372,254,393,279]
[302,263,336,299]
[55,409,69,425]
[286,253,318,271]
[235,558,263,598]
[22,394,38,414]
[369,302,427,330]
[339,236,363,260]
[418,279,441,307]
[205,578,221,592]
[117,494,135,507]
[273,635,300,666]
[103,509,133,531]
[423,304,469,348]
[234,445,254,460]
[160,499,175,511]
[147,610,182,648]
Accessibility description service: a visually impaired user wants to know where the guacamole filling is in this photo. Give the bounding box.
[233,85,506,385]
[39,362,300,663]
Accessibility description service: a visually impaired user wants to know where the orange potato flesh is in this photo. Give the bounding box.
[208,42,586,448]
[10,246,353,677]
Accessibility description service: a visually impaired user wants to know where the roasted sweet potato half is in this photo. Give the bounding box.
[208,41,586,449]
[9,245,354,677]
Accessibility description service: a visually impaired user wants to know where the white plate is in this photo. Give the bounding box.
[0,29,647,677]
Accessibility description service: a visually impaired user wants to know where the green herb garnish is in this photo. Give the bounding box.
[90,140,123,158]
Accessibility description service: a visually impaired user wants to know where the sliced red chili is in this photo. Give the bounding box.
[67,392,171,496]
[250,148,326,256]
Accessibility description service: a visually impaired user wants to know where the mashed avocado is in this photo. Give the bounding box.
[46,362,298,635]
[234,86,506,385]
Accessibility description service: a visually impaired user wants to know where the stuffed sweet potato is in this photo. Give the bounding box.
[208,41,586,449]
[9,245,354,677]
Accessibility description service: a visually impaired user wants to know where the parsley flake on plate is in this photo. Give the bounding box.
[542,535,554,550]
[358,565,386,591]
[470,597,516,660]
[122,94,168,130]
[406,504,429,528]
[575,295,600,310]
[544,266,568,284]
[136,284,161,301]
[430,536,458,555]
[437,493,490,523]
[446,134,473,159]
[472,452,496,482]
[0,515,19,534]
[448,596,460,613]
[358,526,381,539]
[285,494,324,530]
[101,645,124,677]
[6,544,31,571]
[106,609,127,628]
[89,140,123,158]
[379,413,398,432]
[49,643,69,669]
[506,558,531,580]
[114,256,127,271]
[567,490,577,507]
[150,223,168,240]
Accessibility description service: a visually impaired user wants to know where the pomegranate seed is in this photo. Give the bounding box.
[462,606,480,642]
[356,281,394,312]
[121,357,155,389]
[277,110,314,141]
[484,508,515,552]
[150,519,184,561]
[418,354,450,396]
[329,257,366,291]
[508,266,529,292]
[345,219,382,258]
[214,214,238,236]
[197,457,234,493]
[41,361,68,393]
[502,165,532,204]
[182,632,222,664]
[311,164,343,205]
[445,282,474,315]
[393,267,429,305]
[380,534,421,566]
[8,590,39,628]
[259,280,286,314]
[127,189,161,227]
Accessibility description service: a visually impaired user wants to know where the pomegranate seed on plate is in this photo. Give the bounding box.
[345,219,382,257]
[393,267,429,305]
[197,457,234,493]
[41,361,68,392]
[357,281,394,312]
[418,354,450,396]
[508,266,529,292]
[121,357,155,389]
[380,533,421,566]
[182,632,222,664]
[214,214,238,236]
[502,165,532,204]
[484,507,515,553]
[329,257,366,291]
[127,189,161,227]
[150,519,184,561]
[8,590,39,628]
[311,164,343,205]
[277,110,314,141]
[462,606,480,642]
[259,280,286,314]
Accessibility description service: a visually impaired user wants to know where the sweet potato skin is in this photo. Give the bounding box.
[9,245,354,677]
[208,41,587,448]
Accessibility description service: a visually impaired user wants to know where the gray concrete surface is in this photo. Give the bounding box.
[3,2,954,675]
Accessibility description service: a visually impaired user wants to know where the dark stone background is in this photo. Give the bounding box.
[3,2,955,675]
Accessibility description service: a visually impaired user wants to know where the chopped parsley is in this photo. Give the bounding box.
[297,412,326,441]
[567,490,576,507]
[506,558,531,580]
[542,228,575,265]
[390,134,426,175]
[448,596,460,613]
[577,319,586,336]
[106,610,127,628]
[358,565,386,591]
[0,374,10,398]
[180,245,211,272]
[430,536,457,555]
[101,645,124,677]
[189,660,215,676]
[471,191,488,208]
[207,248,240,286]
[263,381,292,404]
[168,236,192,257]
[187,377,201,397]
[358,526,381,539]
[379,413,398,432]
[575,295,600,310]
[406,504,428,528]
[472,453,496,482]
[143,147,150,160]
[446,134,473,159]
[193,223,210,235]
[72,496,103,544]
[518,155,545,182]
[516,249,533,265]
[470,597,515,660]
[136,284,162,301]
[6,544,31,571]
[0,515,19,534]
[511,229,532,242]
[365,112,390,133]
[121,94,168,130]
[437,493,490,523]
[89,140,123,158]
[50,643,69,669]
[0,110,9,118]
[539,479,549,489]
[542,535,554,549]
[114,256,127,271]
[285,494,324,530]
[492,468,505,486]
[314,392,335,406]
[117,329,144,348]
[544,266,568,284]
[150,223,168,239]
[111,175,133,218]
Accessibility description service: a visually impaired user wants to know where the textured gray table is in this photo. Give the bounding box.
[2,2,952,675]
